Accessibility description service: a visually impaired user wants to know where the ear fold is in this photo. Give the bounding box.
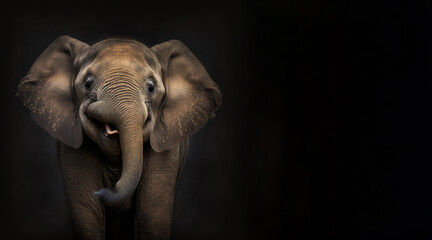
[16,35,89,148]
[150,40,222,152]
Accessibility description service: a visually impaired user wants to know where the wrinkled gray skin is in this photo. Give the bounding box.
[16,36,222,239]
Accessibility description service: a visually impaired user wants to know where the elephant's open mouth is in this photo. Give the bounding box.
[104,123,118,136]
[91,117,119,139]
[102,123,119,138]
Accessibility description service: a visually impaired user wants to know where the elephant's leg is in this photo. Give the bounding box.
[135,143,180,240]
[59,143,106,240]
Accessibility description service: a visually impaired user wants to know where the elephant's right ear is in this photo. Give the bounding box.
[150,40,222,152]
[16,35,89,148]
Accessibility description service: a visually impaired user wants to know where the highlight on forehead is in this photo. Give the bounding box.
[97,43,146,63]
[86,38,157,70]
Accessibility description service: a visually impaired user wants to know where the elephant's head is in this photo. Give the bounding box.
[16,35,222,207]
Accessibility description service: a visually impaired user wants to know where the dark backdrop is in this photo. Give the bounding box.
[0,1,431,239]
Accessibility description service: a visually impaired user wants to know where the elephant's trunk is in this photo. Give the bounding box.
[91,78,147,207]
[95,123,144,207]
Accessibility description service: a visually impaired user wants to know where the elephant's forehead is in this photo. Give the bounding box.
[94,43,157,70]
[96,44,145,62]
[90,58,142,76]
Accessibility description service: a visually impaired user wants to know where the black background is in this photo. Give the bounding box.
[1,1,431,239]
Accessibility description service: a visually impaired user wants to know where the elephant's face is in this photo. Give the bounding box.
[75,41,164,157]
[16,36,222,206]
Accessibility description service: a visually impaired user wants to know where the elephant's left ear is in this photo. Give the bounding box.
[150,40,222,152]
[16,36,89,148]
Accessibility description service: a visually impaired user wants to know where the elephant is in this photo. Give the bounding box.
[16,35,222,239]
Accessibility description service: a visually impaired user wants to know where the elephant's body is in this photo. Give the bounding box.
[56,138,188,239]
[17,36,221,239]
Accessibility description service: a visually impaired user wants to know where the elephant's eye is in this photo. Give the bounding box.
[146,78,155,94]
[148,84,155,93]
[84,74,94,91]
